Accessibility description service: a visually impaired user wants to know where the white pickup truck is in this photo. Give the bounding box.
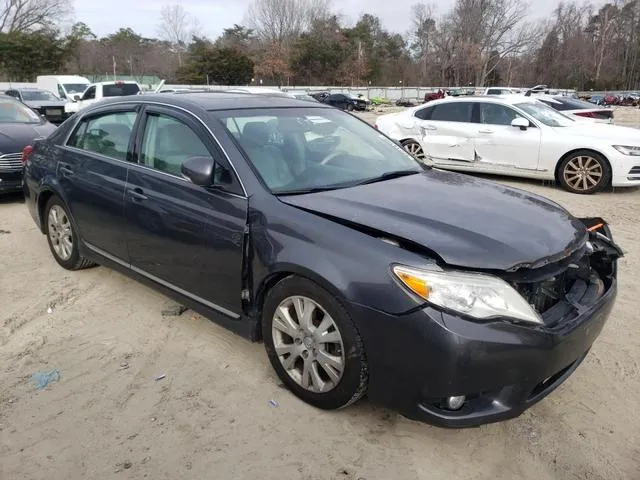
[65,80,142,114]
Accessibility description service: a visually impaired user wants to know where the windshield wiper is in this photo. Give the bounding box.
[274,185,347,196]
[275,169,423,195]
[352,169,422,186]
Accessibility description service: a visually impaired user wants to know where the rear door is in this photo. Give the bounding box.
[415,102,476,164]
[473,102,541,170]
[58,105,139,261]
[124,105,248,317]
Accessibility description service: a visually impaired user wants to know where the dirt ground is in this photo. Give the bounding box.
[1,107,640,480]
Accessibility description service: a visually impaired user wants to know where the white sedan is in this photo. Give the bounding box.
[375,95,640,194]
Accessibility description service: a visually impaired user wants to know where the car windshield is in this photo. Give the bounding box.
[213,107,423,194]
[515,101,575,127]
[0,98,42,123]
[21,90,59,101]
[63,83,88,94]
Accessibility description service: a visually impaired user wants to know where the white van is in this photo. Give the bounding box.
[36,75,90,101]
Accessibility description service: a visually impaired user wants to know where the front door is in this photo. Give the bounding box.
[416,101,476,164]
[124,106,248,317]
[473,102,541,170]
[58,106,139,260]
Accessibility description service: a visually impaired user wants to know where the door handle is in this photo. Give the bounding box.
[59,165,74,176]
[423,125,437,131]
[128,187,148,201]
[478,129,494,134]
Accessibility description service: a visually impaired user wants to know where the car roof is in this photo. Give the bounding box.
[410,95,538,110]
[82,92,329,112]
[94,81,139,85]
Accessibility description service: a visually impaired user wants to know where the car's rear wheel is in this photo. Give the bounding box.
[558,150,611,194]
[262,276,368,410]
[45,196,96,270]
[401,139,427,161]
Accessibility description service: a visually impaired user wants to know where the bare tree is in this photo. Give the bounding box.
[0,0,73,33]
[157,2,199,66]
[245,0,331,46]
[449,0,540,86]
[410,3,437,83]
[586,2,620,84]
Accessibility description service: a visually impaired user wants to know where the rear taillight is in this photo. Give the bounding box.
[22,145,33,163]
[575,111,597,118]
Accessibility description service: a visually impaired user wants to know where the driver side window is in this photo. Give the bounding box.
[140,113,212,178]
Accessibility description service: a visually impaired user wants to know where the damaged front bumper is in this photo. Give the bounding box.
[352,217,622,427]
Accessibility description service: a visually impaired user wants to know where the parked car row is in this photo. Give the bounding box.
[19,91,623,429]
[375,94,640,194]
[585,93,640,107]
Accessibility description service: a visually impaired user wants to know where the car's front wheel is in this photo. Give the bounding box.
[558,150,611,194]
[401,139,427,161]
[45,196,96,270]
[263,276,368,410]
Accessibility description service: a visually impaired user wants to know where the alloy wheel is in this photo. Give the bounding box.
[48,205,73,261]
[271,295,345,393]
[403,141,427,160]
[563,155,603,192]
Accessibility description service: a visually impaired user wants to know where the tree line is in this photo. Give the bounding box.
[1,0,640,90]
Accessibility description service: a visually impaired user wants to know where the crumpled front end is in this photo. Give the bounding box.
[353,217,622,427]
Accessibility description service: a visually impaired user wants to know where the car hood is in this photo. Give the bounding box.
[561,123,640,142]
[0,122,57,152]
[24,100,67,108]
[280,170,587,271]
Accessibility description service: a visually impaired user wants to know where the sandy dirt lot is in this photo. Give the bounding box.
[1,107,640,480]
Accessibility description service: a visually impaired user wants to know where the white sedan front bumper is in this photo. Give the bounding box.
[607,148,640,187]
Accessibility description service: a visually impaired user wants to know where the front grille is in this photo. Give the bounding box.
[0,153,22,172]
[629,166,640,176]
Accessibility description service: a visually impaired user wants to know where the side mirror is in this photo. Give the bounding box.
[181,155,215,186]
[511,117,530,130]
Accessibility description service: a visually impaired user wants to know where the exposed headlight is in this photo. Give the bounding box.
[392,265,542,325]
[612,145,640,156]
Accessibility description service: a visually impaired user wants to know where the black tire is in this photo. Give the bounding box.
[346,103,354,111]
[557,150,611,195]
[262,276,368,410]
[44,196,96,270]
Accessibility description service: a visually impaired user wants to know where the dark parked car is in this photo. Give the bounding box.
[4,87,69,124]
[0,95,57,194]
[23,93,621,427]
[322,93,368,111]
[310,91,329,102]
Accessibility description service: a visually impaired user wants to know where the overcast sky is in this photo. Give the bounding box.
[75,0,566,40]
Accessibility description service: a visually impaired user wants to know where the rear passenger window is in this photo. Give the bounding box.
[414,106,433,120]
[430,103,473,123]
[67,111,137,161]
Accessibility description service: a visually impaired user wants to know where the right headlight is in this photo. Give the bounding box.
[612,145,640,156]
[392,265,542,325]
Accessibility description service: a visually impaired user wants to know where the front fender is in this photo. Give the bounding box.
[248,200,431,316]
